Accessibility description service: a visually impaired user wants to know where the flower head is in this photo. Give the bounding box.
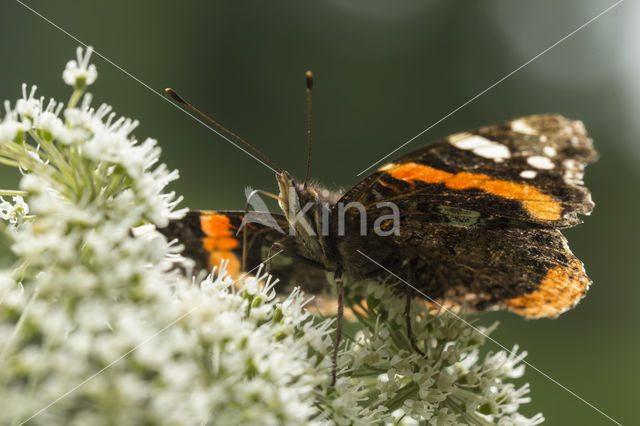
[0,196,29,225]
[313,280,545,424]
[0,100,30,142]
[0,46,329,425]
[62,46,98,89]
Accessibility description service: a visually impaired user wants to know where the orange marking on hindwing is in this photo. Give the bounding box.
[201,214,235,237]
[385,162,562,221]
[199,214,241,275]
[203,236,239,251]
[208,251,241,276]
[505,260,590,319]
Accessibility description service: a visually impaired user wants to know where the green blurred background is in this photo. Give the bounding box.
[1,1,637,424]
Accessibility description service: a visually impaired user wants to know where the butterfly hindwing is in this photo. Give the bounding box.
[340,221,589,319]
[159,210,284,276]
[160,210,331,295]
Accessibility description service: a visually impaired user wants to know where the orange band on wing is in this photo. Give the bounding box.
[505,260,590,318]
[203,236,239,251]
[200,214,236,237]
[208,250,241,276]
[385,162,562,221]
[199,214,241,275]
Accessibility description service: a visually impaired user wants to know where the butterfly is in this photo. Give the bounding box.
[161,75,597,384]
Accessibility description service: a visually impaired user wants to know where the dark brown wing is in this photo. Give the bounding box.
[335,114,596,318]
[342,114,597,228]
[340,221,590,319]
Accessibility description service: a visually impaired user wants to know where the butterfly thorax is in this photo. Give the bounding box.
[275,171,342,271]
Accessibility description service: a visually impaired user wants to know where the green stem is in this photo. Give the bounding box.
[68,88,85,109]
[348,367,389,377]
[0,190,27,197]
[380,382,418,412]
[0,284,39,362]
[445,397,494,426]
[0,157,20,167]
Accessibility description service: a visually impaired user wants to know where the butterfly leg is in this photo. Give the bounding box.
[265,241,327,274]
[405,261,427,357]
[265,242,283,275]
[330,269,344,387]
[405,290,426,357]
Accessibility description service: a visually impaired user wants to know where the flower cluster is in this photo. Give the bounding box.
[0,47,543,425]
[0,195,28,225]
[0,48,332,425]
[322,280,545,425]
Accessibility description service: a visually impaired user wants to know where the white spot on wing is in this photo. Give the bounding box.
[543,146,557,156]
[378,163,396,172]
[520,170,537,179]
[539,135,549,142]
[511,119,538,135]
[473,144,512,160]
[562,159,585,184]
[449,132,511,162]
[449,134,482,149]
[527,156,555,170]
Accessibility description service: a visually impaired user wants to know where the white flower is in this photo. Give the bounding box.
[0,100,30,143]
[313,280,545,425]
[0,196,29,225]
[428,408,458,425]
[15,83,41,118]
[62,46,98,88]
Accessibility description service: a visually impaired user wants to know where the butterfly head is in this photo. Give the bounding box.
[275,171,321,224]
[274,170,334,267]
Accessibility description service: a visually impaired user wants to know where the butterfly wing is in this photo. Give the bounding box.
[342,114,597,228]
[159,210,331,295]
[158,210,282,275]
[336,114,597,318]
[346,222,590,319]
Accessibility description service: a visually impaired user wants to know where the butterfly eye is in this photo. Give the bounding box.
[301,187,318,201]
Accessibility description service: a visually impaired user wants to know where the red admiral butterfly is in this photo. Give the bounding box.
[161,73,597,385]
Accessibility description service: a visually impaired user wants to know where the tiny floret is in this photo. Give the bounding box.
[62,46,98,88]
[0,196,29,225]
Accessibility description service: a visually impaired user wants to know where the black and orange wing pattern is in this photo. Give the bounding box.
[336,114,597,318]
[342,114,597,227]
[159,210,332,295]
[159,210,283,276]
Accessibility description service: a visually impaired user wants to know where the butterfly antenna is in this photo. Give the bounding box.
[165,88,283,173]
[303,71,313,189]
